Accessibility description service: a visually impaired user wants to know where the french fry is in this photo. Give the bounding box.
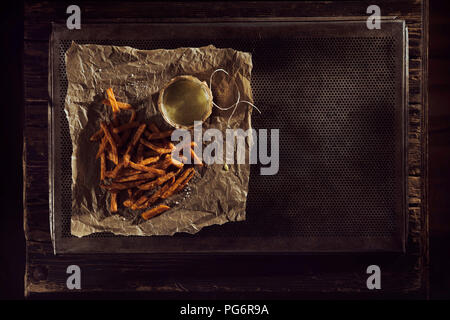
[109,123,121,145]
[135,177,175,209]
[112,121,140,133]
[123,123,146,166]
[100,122,118,164]
[136,143,144,162]
[175,169,195,192]
[100,152,106,181]
[144,130,173,140]
[110,161,125,179]
[138,156,159,166]
[169,156,184,169]
[102,99,132,110]
[141,204,170,220]
[114,171,157,183]
[160,168,195,199]
[190,148,203,166]
[128,161,166,175]
[106,88,120,113]
[90,128,103,142]
[129,109,136,123]
[140,138,173,154]
[96,136,108,159]
[100,179,146,191]
[123,199,133,207]
[112,111,120,127]
[137,171,177,190]
[148,123,160,133]
[110,192,118,212]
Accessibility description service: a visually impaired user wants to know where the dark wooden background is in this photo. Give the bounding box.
[3,0,446,299]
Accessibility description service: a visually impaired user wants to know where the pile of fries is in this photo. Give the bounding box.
[90,88,201,220]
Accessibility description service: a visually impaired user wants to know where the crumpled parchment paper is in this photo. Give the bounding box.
[64,42,254,237]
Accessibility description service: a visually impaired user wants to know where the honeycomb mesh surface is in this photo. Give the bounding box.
[56,36,401,240]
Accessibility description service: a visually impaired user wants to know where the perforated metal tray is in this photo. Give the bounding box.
[49,20,408,254]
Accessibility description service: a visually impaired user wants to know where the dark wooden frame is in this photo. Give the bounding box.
[24,1,428,297]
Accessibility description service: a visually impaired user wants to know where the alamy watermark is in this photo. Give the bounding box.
[170,121,279,176]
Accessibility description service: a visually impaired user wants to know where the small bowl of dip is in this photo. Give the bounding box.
[158,75,213,129]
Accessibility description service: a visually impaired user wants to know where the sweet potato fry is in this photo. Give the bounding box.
[106,88,120,113]
[116,168,142,177]
[96,136,108,159]
[110,161,124,178]
[90,128,103,142]
[123,199,133,208]
[190,148,203,166]
[169,156,184,169]
[138,156,159,166]
[144,130,173,140]
[175,169,195,192]
[148,123,160,133]
[123,123,146,166]
[109,123,121,145]
[102,99,132,110]
[129,109,136,123]
[128,161,166,175]
[135,177,175,209]
[136,143,144,162]
[101,180,146,191]
[100,122,118,164]
[160,168,195,199]
[100,152,106,180]
[137,171,177,190]
[140,138,173,154]
[112,121,140,133]
[110,192,118,212]
[141,205,170,220]
[114,171,157,183]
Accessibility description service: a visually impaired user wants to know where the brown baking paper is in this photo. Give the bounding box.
[64,42,254,237]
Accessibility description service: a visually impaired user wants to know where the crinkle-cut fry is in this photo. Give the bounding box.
[112,121,140,133]
[140,138,173,154]
[128,161,165,175]
[148,123,160,133]
[90,128,103,141]
[124,123,146,166]
[100,179,146,191]
[100,122,118,164]
[160,168,195,199]
[102,99,132,110]
[114,171,157,183]
[190,148,203,166]
[110,192,118,212]
[141,205,170,220]
[175,169,195,192]
[144,130,173,140]
[137,171,177,190]
[100,152,106,181]
[138,156,159,166]
[106,88,120,113]
[96,136,108,159]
